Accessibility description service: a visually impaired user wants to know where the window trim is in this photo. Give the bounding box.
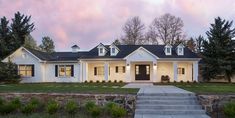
[58,65,73,77]
[94,66,104,76]
[18,65,34,77]
[177,67,185,75]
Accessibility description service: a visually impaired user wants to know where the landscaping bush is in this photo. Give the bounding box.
[108,80,112,83]
[0,98,21,115]
[119,80,123,83]
[96,80,100,83]
[0,62,20,83]
[173,80,177,83]
[89,80,93,83]
[84,101,101,118]
[84,80,88,83]
[0,102,18,114]
[193,80,197,83]
[21,98,41,114]
[180,80,184,83]
[187,80,190,83]
[102,80,106,83]
[0,97,4,105]
[105,102,127,118]
[114,80,117,83]
[46,100,60,114]
[65,100,78,115]
[224,101,235,118]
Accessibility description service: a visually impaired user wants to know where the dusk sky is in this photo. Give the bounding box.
[1,0,235,51]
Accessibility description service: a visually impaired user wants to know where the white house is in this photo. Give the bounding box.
[2,43,201,83]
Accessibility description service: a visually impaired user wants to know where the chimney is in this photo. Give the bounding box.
[71,45,80,53]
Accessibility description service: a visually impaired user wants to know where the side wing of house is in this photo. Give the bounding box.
[2,47,44,83]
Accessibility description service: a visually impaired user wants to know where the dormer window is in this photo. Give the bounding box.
[176,44,184,55]
[111,48,115,54]
[97,43,107,56]
[164,44,172,55]
[109,43,119,56]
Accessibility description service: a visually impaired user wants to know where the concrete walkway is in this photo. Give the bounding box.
[123,84,210,118]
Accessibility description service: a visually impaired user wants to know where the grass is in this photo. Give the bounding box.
[156,82,235,94]
[0,83,138,94]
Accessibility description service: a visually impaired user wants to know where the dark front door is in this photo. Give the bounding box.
[135,65,150,80]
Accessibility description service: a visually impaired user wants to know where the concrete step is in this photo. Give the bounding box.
[137,96,197,100]
[137,93,195,97]
[136,100,198,105]
[135,109,206,115]
[136,104,202,109]
[134,114,211,118]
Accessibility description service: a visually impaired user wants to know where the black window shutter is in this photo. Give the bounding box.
[115,66,118,73]
[71,65,74,77]
[55,65,58,77]
[31,65,34,77]
[94,67,97,75]
[123,66,125,73]
[182,68,185,74]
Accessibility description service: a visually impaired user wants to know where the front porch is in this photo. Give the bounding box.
[80,60,199,83]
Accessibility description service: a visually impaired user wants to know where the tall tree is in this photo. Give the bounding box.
[195,35,205,53]
[145,25,158,44]
[186,37,196,52]
[150,13,184,45]
[39,36,55,53]
[0,17,11,59]
[121,16,145,45]
[112,39,121,45]
[202,17,235,82]
[11,11,35,49]
[23,35,38,49]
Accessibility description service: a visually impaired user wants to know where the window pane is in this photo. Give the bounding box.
[26,66,32,70]
[100,48,103,53]
[19,65,26,70]
[136,66,139,75]
[112,48,115,53]
[123,66,125,73]
[19,70,26,76]
[59,66,65,76]
[66,66,71,76]
[97,66,104,75]
[26,70,32,76]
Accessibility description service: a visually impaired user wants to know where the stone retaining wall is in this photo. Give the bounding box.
[0,93,136,114]
[197,94,235,118]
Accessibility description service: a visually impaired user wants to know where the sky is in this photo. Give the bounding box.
[1,0,235,51]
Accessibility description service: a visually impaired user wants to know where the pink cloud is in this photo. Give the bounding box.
[1,0,235,51]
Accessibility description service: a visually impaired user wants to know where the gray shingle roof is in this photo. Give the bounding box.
[25,45,199,61]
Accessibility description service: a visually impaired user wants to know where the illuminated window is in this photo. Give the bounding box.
[135,66,139,75]
[177,68,185,75]
[146,66,150,75]
[18,65,34,77]
[59,65,72,77]
[94,66,104,75]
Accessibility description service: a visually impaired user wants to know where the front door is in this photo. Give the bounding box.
[135,65,150,80]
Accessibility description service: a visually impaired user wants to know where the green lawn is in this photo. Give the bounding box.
[157,83,235,94]
[0,83,138,94]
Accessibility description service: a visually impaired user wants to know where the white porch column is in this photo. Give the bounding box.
[193,61,199,82]
[153,61,157,82]
[81,61,88,82]
[125,61,131,82]
[173,62,178,82]
[79,61,83,82]
[104,62,109,81]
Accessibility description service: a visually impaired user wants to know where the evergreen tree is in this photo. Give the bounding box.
[24,35,38,49]
[202,17,235,82]
[39,36,55,53]
[0,17,11,59]
[195,35,205,53]
[113,39,121,45]
[186,37,196,52]
[11,11,35,50]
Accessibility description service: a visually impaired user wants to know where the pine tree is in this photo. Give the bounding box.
[186,37,196,52]
[202,17,235,82]
[39,36,55,53]
[0,17,11,59]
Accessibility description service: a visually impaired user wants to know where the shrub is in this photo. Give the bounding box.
[10,97,21,109]
[108,80,112,83]
[224,101,235,118]
[0,102,18,114]
[21,98,41,114]
[111,105,127,118]
[105,102,127,118]
[85,101,101,118]
[0,62,20,83]
[89,80,93,83]
[180,80,184,83]
[173,80,177,83]
[0,97,4,105]
[65,100,78,115]
[84,80,88,83]
[102,80,106,83]
[193,80,197,83]
[114,80,117,83]
[46,100,60,114]
[96,80,100,83]
[119,80,123,83]
[186,80,190,83]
